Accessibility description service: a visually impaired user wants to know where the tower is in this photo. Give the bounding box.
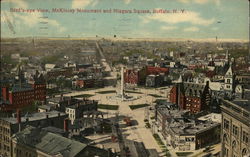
[120,66,125,100]
[224,64,234,92]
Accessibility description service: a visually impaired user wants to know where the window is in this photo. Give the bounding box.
[223,134,228,143]
[227,79,230,83]
[224,119,229,130]
[242,148,248,157]
[232,140,236,149]
[242,131,248,143]
[232,125,238,137]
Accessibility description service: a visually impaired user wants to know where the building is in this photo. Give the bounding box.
[138,66,169,85]
[220,99,250,157]
[124,69,139,85]
[145,74,164,87]
[1,72,46,111]
[0,110,67,156]
[11,126,114,157]
[224,65,234,96]
[155,104,220,151]
[65,99,98,124]
[169,81,211,113]
[74,78,103,89]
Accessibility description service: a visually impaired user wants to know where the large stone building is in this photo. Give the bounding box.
[0,111,67,157]
[221,99,250,157]
[155,103,220,151]
[11,126,114,157]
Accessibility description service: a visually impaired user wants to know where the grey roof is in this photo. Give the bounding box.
[10,84,33,92]
[183,82,206,97]
[13,126,87,157]
[232,99,250,112]
[38,104,53,110]
[1,111,66,124]
[170,120,219,135]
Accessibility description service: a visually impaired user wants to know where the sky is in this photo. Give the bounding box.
[0,0,249,40]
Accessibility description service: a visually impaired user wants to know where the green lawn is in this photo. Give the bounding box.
[148,94,163,98]
[129,104,149,110]
[96,90,116,94]
[125,90,142,94]
[176,152,193,157]
[73,94,94,98]
[98,104,119,110]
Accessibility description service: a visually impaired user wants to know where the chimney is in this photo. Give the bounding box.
[17,109,21,124]
[2,87,9,101]
[64,119,69,132]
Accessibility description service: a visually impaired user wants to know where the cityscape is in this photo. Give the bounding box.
[1,0,250,157]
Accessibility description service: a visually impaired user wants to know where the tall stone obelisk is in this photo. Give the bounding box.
[121,66,125,101]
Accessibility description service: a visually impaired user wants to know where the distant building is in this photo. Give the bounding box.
[1,71,46,111]
[224,65,234,96]
[124,69,139,85]
[145,74,164,87]
[138,66,169,85]
[73,78,103,89]
[220,99,250,157]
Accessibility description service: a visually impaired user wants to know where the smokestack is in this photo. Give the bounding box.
[64,119,69,132]
[2,87,9,101]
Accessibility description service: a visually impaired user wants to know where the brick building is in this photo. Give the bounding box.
[124,69,139,85]
[46,67,73,80]
[1,73,46,111]
[138,66,169,85]
[74,78,103,89]
[169,81,211,113]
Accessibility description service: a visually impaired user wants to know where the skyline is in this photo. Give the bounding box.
[0,0,249,40]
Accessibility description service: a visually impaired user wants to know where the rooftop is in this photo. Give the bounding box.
[12,126,87,157]
[1,111,66,124]
[232,99,250,112]
[10,84,33,93]
[170,120,220,135]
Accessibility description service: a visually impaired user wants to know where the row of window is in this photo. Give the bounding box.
[0,143,10,151]
[223,147,248,157]
[0,127,10,134]
[223,119,249,143]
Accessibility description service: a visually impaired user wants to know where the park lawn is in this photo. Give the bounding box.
[97,90,116,94]
[129,104,149,110]
[125,90,142,94]
[148,94,163,98]
[176,152,193,157]
[73,94,94,98]
[98,104,119,110]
